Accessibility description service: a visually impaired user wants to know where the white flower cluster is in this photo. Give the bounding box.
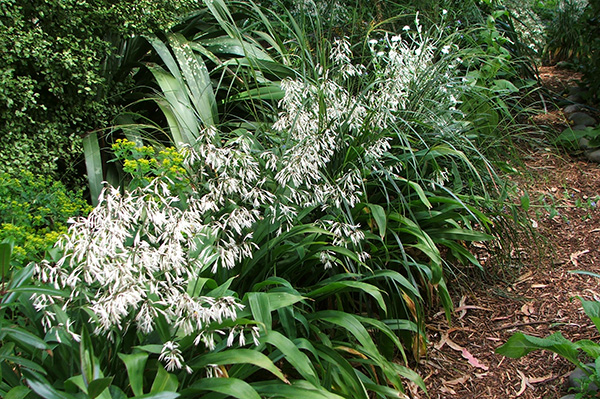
[271,32,470,270]
[33,181,247,349]
[33,130,274,372]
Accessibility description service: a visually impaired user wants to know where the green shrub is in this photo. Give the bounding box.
[580,0,600,100]
[0,171,91,263]
[0,0,199,187]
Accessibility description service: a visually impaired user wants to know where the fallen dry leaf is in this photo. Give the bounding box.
[528,373,554,384]
[461,348,489,371]
[570,249,590,268]
[444,375,470,386]
[515,369,528,397]
[435,332,464,351]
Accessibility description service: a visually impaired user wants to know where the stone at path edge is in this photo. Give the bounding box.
[569,112,597,127]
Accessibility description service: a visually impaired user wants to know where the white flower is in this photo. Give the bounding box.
[159,341,186,372]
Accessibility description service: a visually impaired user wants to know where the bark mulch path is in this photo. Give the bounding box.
[411,66,600,398]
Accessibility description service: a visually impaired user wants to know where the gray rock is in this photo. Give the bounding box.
[573,124,588,131]
[568,86,585,96]
[564,104,584,115]
[567,94,584,103]
[568,363,598,391]
[570,112,597,127]
[586,149,600,163]
[580,137,591,150]
[559,395,576,399]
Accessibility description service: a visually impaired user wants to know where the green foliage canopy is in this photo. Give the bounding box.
[0,0,200,185]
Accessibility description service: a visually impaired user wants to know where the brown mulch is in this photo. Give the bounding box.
[412,66,600,399]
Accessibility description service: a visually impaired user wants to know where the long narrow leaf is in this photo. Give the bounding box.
[186,378,260,399]
[82,132,103,206]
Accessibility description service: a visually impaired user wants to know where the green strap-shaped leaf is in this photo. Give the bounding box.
[0,242,11,279]
[150,364,178,394]
[148,66,198,146]
[88,377,113,399]
[253,380,347,399]
[118,352,149,397]
[187,378,260,399]
[0,354,48,374]
[307,311,379,357]
[168,33,218,128]
[82,132,103,206]
[23,370,76,399]
[365,204,387,239]
[248,292,272,331]
[5,386,31,399]
[190,349,287,383]
[307,281,387,314]
[3,326,50,350]
[262,331,319,386]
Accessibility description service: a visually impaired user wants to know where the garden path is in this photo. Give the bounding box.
[412,66,600,399]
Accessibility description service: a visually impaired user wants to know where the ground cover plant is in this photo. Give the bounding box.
[0,0,556,397]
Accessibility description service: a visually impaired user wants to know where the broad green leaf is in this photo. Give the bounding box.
[580,298,600,333]
[150,364,179,394]
[225,83,285,102]
[310,345,369,399]
[168,33,218,128]
[496,332,580,365]
[308,281,386,314]
[399,178,431,209]
[360,270,421,298]
[134,392,179,399]
[3,326,50,350]
[190,349,287,383]
[492,79,519,93]
[80,326,95,386]
[262,331,319,385]
[23,370,76,399]
[0,354,47,374]
[146,36,182,81]
[575,340,600,358]
[8,287,68,297]
[309,311,379,357]
[134,345,163,355]
[200,37,272,61]
[82,132,103,206]
[187,378,260,399]
[263,292,306,311]
[426,228,493,242]
[0,242,11,278]
[88,377,113,399]
[252,380,346,399]
[5,386,31,399]
[65,375,86,394]
[248,292,272,331]
[365,204,386,239]
[118,352,149,397]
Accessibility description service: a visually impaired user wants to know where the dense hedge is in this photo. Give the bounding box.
[0,0,198,187]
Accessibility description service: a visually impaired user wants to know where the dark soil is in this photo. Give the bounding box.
[411,66,600,399]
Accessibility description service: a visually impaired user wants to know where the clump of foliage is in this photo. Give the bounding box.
[0,171,91,264]
[0,0,538,398]
[0,0,200,186]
